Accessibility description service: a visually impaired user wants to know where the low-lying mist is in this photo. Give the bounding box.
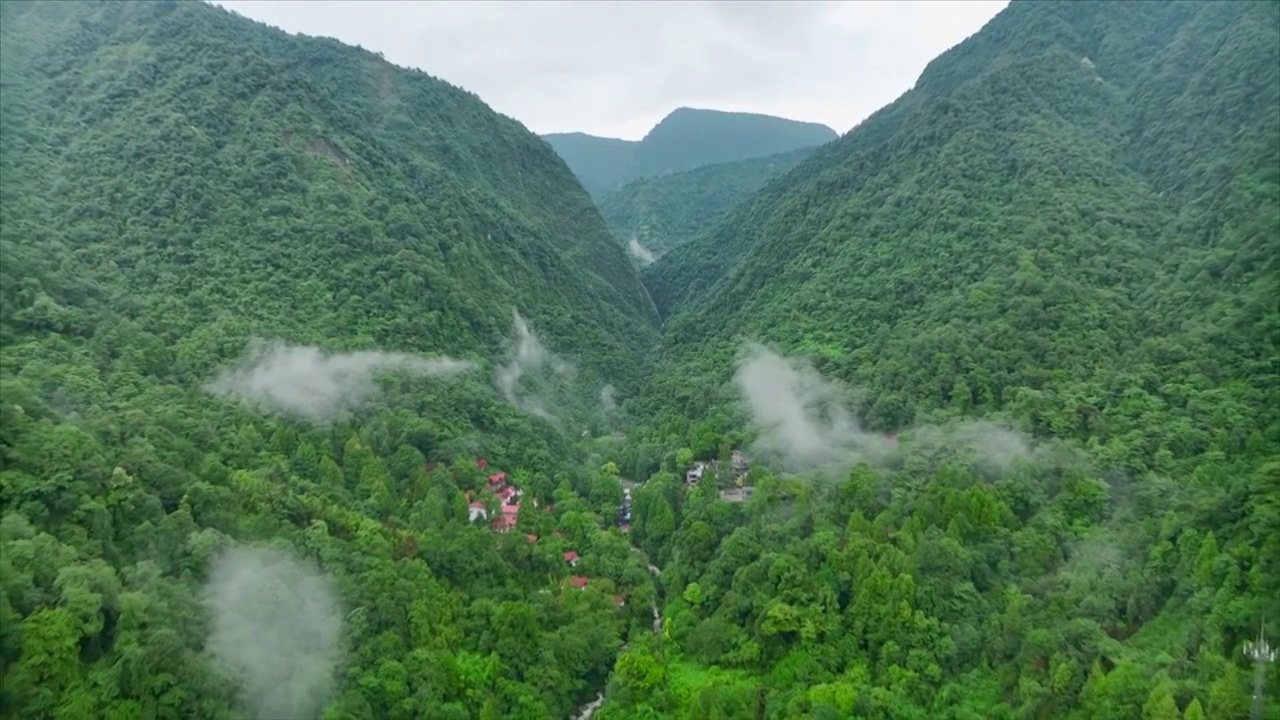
[495,309,572,422]
[733,342,1039,478]
[628,237,657,266]
[204,545,344,720]
[206,338,473,425]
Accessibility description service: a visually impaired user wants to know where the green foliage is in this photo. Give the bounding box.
[0,1,659,718]
[602,1,1279,718]
[3,0,1278,719]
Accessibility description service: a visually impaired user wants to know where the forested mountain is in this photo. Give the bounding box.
[604,0,1279,717]
[600,147,816,265]
[0,1,660,718]
[4,0,1279,719]
[544,108,837,198]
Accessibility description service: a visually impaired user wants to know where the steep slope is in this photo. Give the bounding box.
[613,1,1278,716]
[0,0,658,393]
[0,2,658,719]
[544,108,837,198]
[599,147,816,264]
[647,0,1278,430]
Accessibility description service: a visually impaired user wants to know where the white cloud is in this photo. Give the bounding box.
[211,0,1008,139]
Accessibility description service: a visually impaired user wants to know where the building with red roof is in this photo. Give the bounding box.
[468,502,488,523]
[568,576,588,590]
[563,551,579,566]
[492,503,520,532]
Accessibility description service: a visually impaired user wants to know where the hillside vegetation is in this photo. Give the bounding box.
[3,0,1279,719]
[600,147,816,265]
[609,0,1280,717]
[0,1,659,718]
[544,107,836,198]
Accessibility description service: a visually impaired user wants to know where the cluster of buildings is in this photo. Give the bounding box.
[464,458,624,607]
[466,459,537,532]
[684,450,753,500]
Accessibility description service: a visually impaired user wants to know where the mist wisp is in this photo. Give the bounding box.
[495,309,571,421]
[628,237,657,266]
[733,342,1036,478]
[600,384,619,416]
[734,342,894,476]
[204,545,344,720]
[207,338,474,425]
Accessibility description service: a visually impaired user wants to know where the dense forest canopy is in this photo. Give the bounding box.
[2,0,1278,719]
[543,108,837,199]
[1,1,658,717]
[614,0,1279,716]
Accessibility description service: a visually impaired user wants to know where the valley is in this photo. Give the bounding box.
[1,1,1277,719]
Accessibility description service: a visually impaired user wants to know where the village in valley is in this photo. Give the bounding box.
[459,448,757,606]
[463,458,629,606]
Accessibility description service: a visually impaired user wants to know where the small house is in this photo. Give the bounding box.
[492,504,520,532]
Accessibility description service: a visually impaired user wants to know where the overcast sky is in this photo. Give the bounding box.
[212,0,1009,140]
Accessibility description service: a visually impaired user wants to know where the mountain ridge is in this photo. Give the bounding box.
[544,107,837,198]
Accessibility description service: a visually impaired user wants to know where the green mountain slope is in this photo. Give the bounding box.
[599,147,816,264]
[544,108,837,198]
[610,1,1278,716]
[0,1,658,718]
[0,0,658,393]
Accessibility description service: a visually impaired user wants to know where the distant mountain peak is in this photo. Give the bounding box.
[544,106,837,198]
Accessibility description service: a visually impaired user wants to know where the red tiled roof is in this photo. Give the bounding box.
[468,501,485,510]
[525,534,538,543]
[568,576,588,589]
[563,551,579,563]
[487,472,508,485]
[476,458,488,469]
[492,515,517,530]
[502,504,520,517]
[614,595,625,606]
